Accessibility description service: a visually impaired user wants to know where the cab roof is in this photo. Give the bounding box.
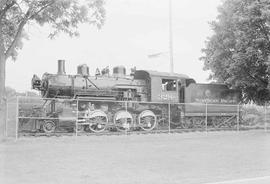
[135,70,190,79]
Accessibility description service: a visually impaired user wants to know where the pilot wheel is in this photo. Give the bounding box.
[42,120,56,133]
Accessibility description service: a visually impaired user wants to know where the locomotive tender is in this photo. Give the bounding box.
[31,60,240,133]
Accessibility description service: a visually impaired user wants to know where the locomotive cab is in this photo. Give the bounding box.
[134,70,193,103]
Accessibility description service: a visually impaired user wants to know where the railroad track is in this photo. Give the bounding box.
[17,126,261,138]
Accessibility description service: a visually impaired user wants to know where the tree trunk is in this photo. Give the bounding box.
[0,50,6,138]
[0,51,6,104]
[0,27,6,103]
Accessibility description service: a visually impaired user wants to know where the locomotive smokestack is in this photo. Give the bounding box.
[57,60,66,75]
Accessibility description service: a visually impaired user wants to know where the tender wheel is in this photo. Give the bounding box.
[183,117,205,129]
[86,110,108,133]
[193,117,205,128]
[213,116,236,128]
[42,120,56,133]
[138,110,156,131]
[114,110,133,132]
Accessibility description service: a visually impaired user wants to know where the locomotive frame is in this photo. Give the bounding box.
[16,96,241,135]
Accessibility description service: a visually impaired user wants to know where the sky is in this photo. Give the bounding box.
[6,0,222,92]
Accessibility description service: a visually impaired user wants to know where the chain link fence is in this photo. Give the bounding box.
[3,96,269,140]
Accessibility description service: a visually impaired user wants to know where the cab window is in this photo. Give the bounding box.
[162,79,176,91]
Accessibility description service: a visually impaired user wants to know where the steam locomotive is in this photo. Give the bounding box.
[30,60,241,133]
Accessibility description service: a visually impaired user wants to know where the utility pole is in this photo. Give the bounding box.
[169,0,174,74]
[148,0,174,73]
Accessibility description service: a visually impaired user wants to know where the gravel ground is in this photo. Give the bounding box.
[1,130,270,184]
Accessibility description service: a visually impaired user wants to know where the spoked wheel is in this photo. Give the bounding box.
[86,110,108,133]
[138,110,157,131]
[114,110,133,132]
[42,120,56,133]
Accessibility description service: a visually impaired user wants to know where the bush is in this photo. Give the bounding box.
[241,104,265,126]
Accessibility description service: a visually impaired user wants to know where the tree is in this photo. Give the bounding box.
[200,0,270,104]
[0,0,105,104]
[0,0,105,137]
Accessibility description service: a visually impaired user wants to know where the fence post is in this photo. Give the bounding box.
[237,103,240,132]
[5,100,8,137]
[205,103,208,132]
[15,96,19,141]
[125,101,128,135]
[264,102,267,132]
[76,99,78,137]
[168,103,171,133]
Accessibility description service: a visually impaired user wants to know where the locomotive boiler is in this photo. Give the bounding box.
[30,60,241,133]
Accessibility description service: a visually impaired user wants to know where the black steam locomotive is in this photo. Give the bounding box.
[30,60,241,133]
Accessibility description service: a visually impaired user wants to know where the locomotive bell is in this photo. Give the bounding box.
[77,64,89,76]
[57,60,66,75]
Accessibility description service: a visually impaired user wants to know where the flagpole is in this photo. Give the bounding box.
[169,0,174,74]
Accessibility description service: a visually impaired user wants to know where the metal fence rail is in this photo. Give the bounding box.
[3,96,269,140]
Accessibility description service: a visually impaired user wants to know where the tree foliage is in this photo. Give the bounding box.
[0,0,105,60]
[201,0,270,104]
